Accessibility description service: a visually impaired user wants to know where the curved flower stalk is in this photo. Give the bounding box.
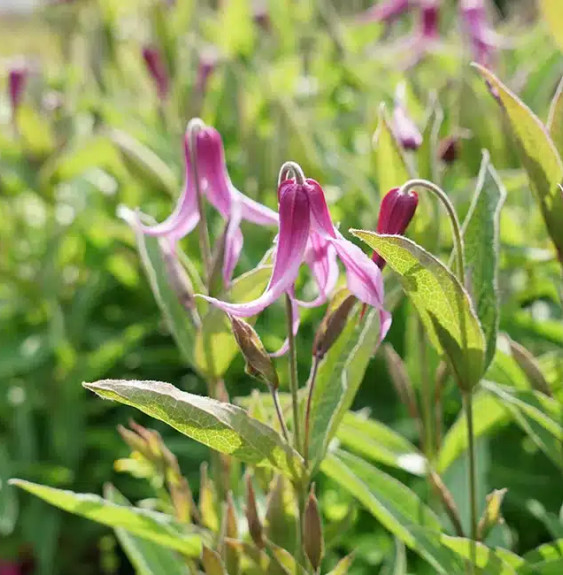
[201,162,392,343]
[121,119,278,283]
[392,83,423,151]
[460,0,501,66]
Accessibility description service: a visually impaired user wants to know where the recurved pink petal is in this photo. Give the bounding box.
[239,192,279,226]
[306,179,337,238]
[222,199,244,283]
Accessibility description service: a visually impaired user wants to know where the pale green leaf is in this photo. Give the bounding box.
[84,379,304,478]
[438,391,509,473]
[547,77,563,156]
[539,0,563,51]
[441,536,518,575]
[352,232,486,390]
[308,307,381,466]
[473,65,563,259]
[321,451,462,574]
[10,479,202,556]
[326,554,354,575]
[462,151,506,368]
[337,412,427,476]
[105,485,189,575]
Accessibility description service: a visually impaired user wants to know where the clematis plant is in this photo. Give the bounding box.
[391,83,423,151]
[460,0,501,66]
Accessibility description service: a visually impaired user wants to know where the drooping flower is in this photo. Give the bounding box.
[372,187,418,269]
[201,163,391,342]
[460,0,500,66]
[120,120,278,283]
[357,0,413,24]
[142,45,169,100]
[418,0,440,43]
[391,83,422,151]
[8,60,28,114]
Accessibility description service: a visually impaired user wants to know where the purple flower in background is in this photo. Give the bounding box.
[460,0,500,66]
[252,0,270,29]
[119,120,278,283]
[418,0,440,42]
[8,61,28,114]
[201,163,391,343]
[372,187,418,269]
[391,83,422,150]
[142,45,169,100]
[357,0,413,24]
[196,52,218,94]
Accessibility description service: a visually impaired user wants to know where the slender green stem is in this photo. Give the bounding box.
[399,179,465,285]
[285,294,302,452]
[188,118,213,284]
[303,355,321,465]
[418,320,434,462]
[463,391,478,573]
[271,387,290,442]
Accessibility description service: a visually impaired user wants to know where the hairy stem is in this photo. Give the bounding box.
[285,294,302,453]
[463,391,478,572]
[271,387,290,443]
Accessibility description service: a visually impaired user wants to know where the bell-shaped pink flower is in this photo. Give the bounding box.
[142,45,169,100]
[8,61,28,113]
[391,84,422,151]
[357,0,412,24]
[123,121,278,283]
[460,0,500,66]
[372,187,418,269]
[201,166,391,343]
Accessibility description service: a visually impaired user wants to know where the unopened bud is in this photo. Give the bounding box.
[201,545,226,575]
[477,488,507,541]
[438,136,459,164]
[419,0,440,41]
[8,62,28,113]
[373,187,418,269]
[245,473,264,548]
[142,45,169,100]
[392,105,422,151]
[160,241,196,314]
[303,485,324,572]
[313,290,356,359]
[230,315,279,388]
[196,51,218,94]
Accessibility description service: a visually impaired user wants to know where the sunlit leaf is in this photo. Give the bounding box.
[441,536,518,575]
[539,0,563,52]
[10,480,202,556]
[352,232,486,391]
[547,76,563,156]
[0,446,18,536]
[84,379,304,478]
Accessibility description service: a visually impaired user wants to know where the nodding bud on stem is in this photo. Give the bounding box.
[438,136,459,164]
[142,45,169,100]
[245,474,264,548]
[392,83,422,151]
[229,315,279,389]
[372,187,418,269]
[8,62,28,113]
[303,485,324,572]
[313,290,356,359]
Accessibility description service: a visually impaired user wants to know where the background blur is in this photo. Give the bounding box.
[1,0,561,574]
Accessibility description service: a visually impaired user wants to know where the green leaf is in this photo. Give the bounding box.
[352,232,486,391]
[336,412,427,476]
[438,391,509,473]
[473,65,563,259]
[195,264,272,378]
[373,104,412,195]
[104,484,189,575]
[462,151,506,368]
[539,0,563,52]
[547,77,563,156]
[308,307,382,465]
[84,379,305,478]
[10,479,202,556]
[441,536,518,575]
[383,539,407,575]
[482,381,563,469]
[523,540,563,565]
[0,445,18,536]
[321,451,462,574]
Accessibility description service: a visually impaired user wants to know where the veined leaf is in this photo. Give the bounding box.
[462,151,506,368]
[352,232,486,391]
[473,65,563,259]
[441,536,518,575]
[482,381,563,470]
[321,451,463,574]
[539,0,563,52]
[547,77,563,155]
[438,391,509,474]
[308,307,381,466]
[105,485,189,575]
[84,379,304,478]
[336,411,427,476]
[10,480,202,556]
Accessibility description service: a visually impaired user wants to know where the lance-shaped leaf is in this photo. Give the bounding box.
[547,77,563,156]
[105,484,190,575]
[321,451,463,574]
[462,151,506,369]
[473,65,563,260]
[307,307,382,466]
[441,536,519,575]
[352,232,486,391]
[10,479,203,556]
[83,379,304,478]
[481,381,563,470]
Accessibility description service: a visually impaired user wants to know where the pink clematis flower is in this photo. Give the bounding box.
[391,84,422,151]
[201,163,392,344]
[121,120,278,283]
[460,0,500,66]
[142,45,169,100]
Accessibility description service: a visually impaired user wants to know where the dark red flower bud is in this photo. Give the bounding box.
[419,0,440,41]
[438,136,459,164]
[142,45,169,100]
[373,187,418,269]
[8,63,28,113]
